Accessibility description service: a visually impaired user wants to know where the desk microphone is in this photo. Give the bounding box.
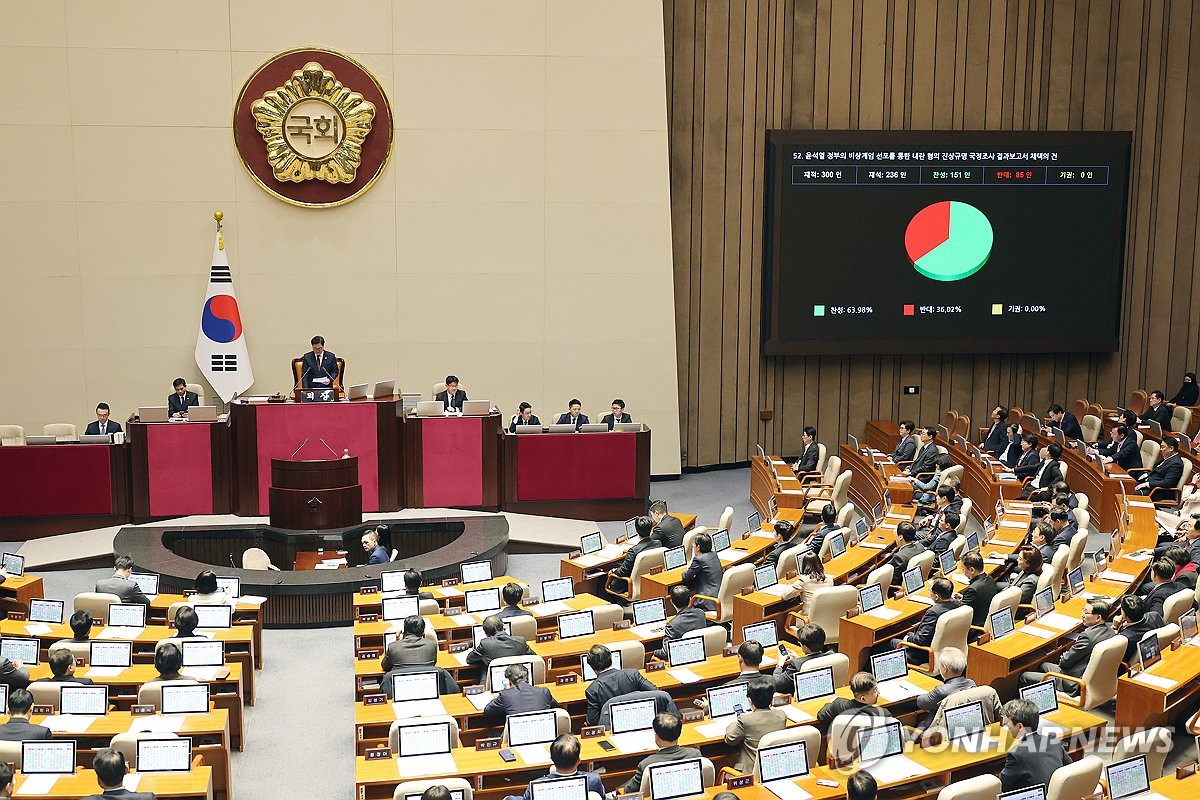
[229,554,236,568]
[289,438,310,460]
[319,438,339,458]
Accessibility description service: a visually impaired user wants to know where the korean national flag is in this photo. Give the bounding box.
[194,231,254,402]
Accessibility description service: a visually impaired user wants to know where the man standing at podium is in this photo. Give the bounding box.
[301,336,338,389]
[436,375,468,411]
[84,403,122,437]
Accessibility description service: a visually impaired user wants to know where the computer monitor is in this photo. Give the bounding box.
[462,400,492,416]
[28,599,64,624]
[793,666,835,702]
[858,584,885,613]
[986,606,1015,640]
[848,434,860,451]
[664,546,686,571]
[507,710,559,746]
[390,672,440,703]
[633,598,667,626]
[1106,755,1151,800]
[938,550,957,576]
[1033,587,1055,617]
[384,631,399,649]
[902,566,924,595]
[59,685,108,716]
[0,687,8,717]
[79,434,113,444]
[1,553,25,577]
[181,640,225,667]
[193,604,232,629]
[1067,567,1085,594]
[20,741,75,775]
[609,697,656,733]
[465,587,501,615]
[998,786,1046,800]
[856,720,903,762]
[0,638,38,665]
[580,532,603,555]
[581,648,621,681]
[373,380,397,399]
[530,776,588,800]
[347,383,369,400]
[136,737,193,773]
[944,700,986,742]
[414,400,444,417]
[130,573,159,597]
[753,564,779,591]
[937,424,951,441]
[380,570,407,593]
[215,577,240,598]
[541,577,575,603]
[646,759,705,800]
[869,648,908,683]
[855,518,870,539]
[965,531,980,552]
[89,641,132,668]
[382,595,420,621]
[883,488,892,509]
[557,610,595,640]
[1138,636,1161,671]
[489,659,536,691]
[711,529,731,552]
[396,721,453,757]
[460,561,493,584]
[1181,608,1198,641]
[471,621,513,648]
[107,604,146,628]
[742,620,779,649]
[758,741,810,783]
[625,518,639,541]
[872,503,883,524]
[705,681,750,720]
[747,512,762,534]
[1018,680,1058,715]
[828,531,847,559]
[160,683,209,714]
[666,636,707,668]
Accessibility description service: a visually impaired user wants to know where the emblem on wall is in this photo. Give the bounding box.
[233,48,393,208]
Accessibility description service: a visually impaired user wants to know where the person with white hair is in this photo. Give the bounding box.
[914,647,973,730]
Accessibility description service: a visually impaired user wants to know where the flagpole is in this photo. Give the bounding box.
[214,209,226,415]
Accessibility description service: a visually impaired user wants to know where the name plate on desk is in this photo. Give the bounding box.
[358,613,378,623]
[31,705,52,716]
[476,738,501,751]
[444,606,464,616]
[463,686,485,696]
[722,646,738,658]
[581,725,605,738]
[450,642,471,653]
[5,612,25,621]
[442,578,460,588]
[613,620,630,631]
[536,632,556,643]
[525,597,541,606]
[363,694,387,706]
[1177,762,1197,780]
[358,650,380,660]
[646,661,665,672]
[360,585,379,595]
[680,709,703,723]
[726,776,754,790]
[365,747,391,760]
[557,674,578,685]
[649,566,664,575]
[131,705,155,716]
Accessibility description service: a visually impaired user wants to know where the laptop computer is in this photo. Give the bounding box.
[462,400,492,416]
[79,434,113,444]
[613,422,641,433]
[1018,679,1058,715]
[793,665,835,702]
[193,604,232,629]
[1180,608,1198,642]
[382,595,420,621]
[901,566,925,597]
[395,720,454,758]
[580,532,603,555]
[848,433,860,452]
[557,610,595,640]
[608,696,656,736]
[89,641,132,669]
[665,636,707,668]
[182,639,225,667]
[373,380,397,399]
[24,435,56,445]
[414,400,444,417]
[988,606,1015,640]
[998,786,1046,800]
[579,424,607,433]
[471,621,513,648]
[705,682,749,720]
[624,517,640,540]
[161,683,210,714]
[507,709,559,746]
[490,659,535,691]
[530,776,587,800]
[1106,755,1152,800]
[869,648,922,700]
[965,531,980,552]
[632,598,667,628]
[753,564,779,591]
[389,672,442,714]
[828,531,847,559]
[546,424,578,433]
[855,518,870,541]
[944,699,996,750]
[938,550,957,577]
[59,685,108,716]
[542,577,575,603]
[139,406,169,423]
[460,561,493,583]
[513,424,544,434]
[646,759,705,800]
[20,741,75,775]
[664,546,687,571]
[130,573,159,598]
[1137,636,1161,671]
[188,406,218,421]
[742,620,779,648]
[856,718,905,764]
[858,584,886,615]
[747,511,763,534]
[711,529,731,552]
[465,587,501,615]
[215,577,240,598]
[1,553,25,577]
[28,599,63,625]
[1066,567,1085,595]
[347,383,369,400]
[581,648,621,681]
[758,740,810,787]
[108,604,146,628]
[0,638,38,665]
[136,737,193,773]
[379,570,408,593]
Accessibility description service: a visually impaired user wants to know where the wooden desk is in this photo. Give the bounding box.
[14,766,212,800]
[129,420,230,521]
[0,573,45,615]
[1116,639,1200,731]
[638,533,775,603]
[149,594,264,671]
[293,550,347,570]
[558,514,696,596]
[1150,770,1200,799]
[352,575,530,614]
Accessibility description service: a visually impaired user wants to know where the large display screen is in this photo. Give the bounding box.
[763,131,1131,355]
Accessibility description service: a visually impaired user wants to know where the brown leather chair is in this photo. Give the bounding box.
[291,357,346,400]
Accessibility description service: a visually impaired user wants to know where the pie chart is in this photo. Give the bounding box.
[904,201,993,281]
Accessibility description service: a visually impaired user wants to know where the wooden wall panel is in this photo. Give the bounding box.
[664,0,1200,468]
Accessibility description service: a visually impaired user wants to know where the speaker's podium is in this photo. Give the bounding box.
[269,457,362,530]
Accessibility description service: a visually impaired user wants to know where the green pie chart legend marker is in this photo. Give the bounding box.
[904,200,993,281]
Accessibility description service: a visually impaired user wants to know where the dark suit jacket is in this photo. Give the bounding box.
[891,434,916,463]
[1118,614,1165,662]
[1051,412,1084,441]
[981,422,1008,454]
[923,528,956,555]
[385,635,438,667]
[84,420,122,436]
[1140,404,1173,430]
[1050,523,1077,550]
[1022,460,1063,498]
[908,444,939,476]
[655,607,710,660]
[908,599,964,649]
[816,698,891,729]
[962,573,1000,628]
[300,350,338,388]
[465,633,532,669]
[555,412,589,428]
[1057,623,1115,678]
[366,546,389,565]
[651,515,686,549]
[35,675,93,685]
[167,391,199,416]
[1099,436,1141,470]
[497,605,533,621]
[772,649,829,694]
[484,682,556,721]
[612,538,659,578]
[1006,570,1040,605]
[602,413,632,430]
[998,439,1022,468]
[1144,581,1181,618]
[889,541,926,581]
[94,575,150,606]
[1013,449,1041,478]
[794,442,820,473]
[0,717,51,741]
[585,668,657,725]
[525,770,605,800]
[681,551,722,611]
[808,523,838,553]
[509,415,542,433]
[82,791,157,800]
[620,744,704,794]
[435,388,468,411]
[1000,732,1071,792]
[1146,454,1184,490]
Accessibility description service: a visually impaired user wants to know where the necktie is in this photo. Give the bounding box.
[100,423,105,434]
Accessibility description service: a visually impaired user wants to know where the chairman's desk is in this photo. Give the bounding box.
[557,513,697,596]
[0,442,129,520]
[128,420,231,519]
[12,766,212,800]
[1,709,231,800]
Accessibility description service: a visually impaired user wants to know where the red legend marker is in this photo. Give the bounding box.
[903,304,915,316]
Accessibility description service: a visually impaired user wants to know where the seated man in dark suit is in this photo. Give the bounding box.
[556,399,589,429]
[435,375,468,411]
[484,662,556,724]
[1047,508,1077,550]
[1114,594,1165,663]
[806,504,839,554]
[1044,403,1083,441]
[918,511,959,555]
[602,399,632,430]
[607,516,657,594]
[653,586,710,660]
[465,614,533,670]
[84,402,122,437]
[903,428,939,477]
[616,713,702,795]
[300,335,338,389]
[816,672,892,729]
[888,523,926,584]
[0,689,51,741]
[892,578,962,663]
[1095,424,1141,470]
[649,500,685,549]
[95,554,151,606]
[167,377,199,418]
[1011,433,1041,480]
[38,648,94,686]
[397,568,435,600]
[957,552,999,633]
[1161,545,1198,590]
[793,426,820,474]
[997,423,1024,468]
[584,644,657,726]
[1139,390,1174,430]
[82,748,156,800]
[720,640,766,688]
[981,406,1010,454]
[1020,599,1114,694]
[1020,442,1064,500]
[1142,560,1181,618]
[762,520,797,568]
[773,623,829,694]
[890,420,917,463]
[916,485,960,530]
[1135,436,1184,497]
[0,652,30,693]
[383,615,437,668]
[509,402,542,432]
[497,582,533,620]
[361,529,389,566]
[523,734,604,800]
[681,532,723,612]
[998,699,1070,792]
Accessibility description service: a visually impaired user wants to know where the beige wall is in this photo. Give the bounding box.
[0,0,682,475]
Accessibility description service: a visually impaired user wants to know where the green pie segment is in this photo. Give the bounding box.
[905,201,993,282]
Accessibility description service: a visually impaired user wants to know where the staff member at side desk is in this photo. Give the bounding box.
[168,378,199,418]
[84,402,122,436]
[602,399,632,430]
[300,335,338,389]
[436,375,467,411]
[510,402,541,432]
[556,399,589,429]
